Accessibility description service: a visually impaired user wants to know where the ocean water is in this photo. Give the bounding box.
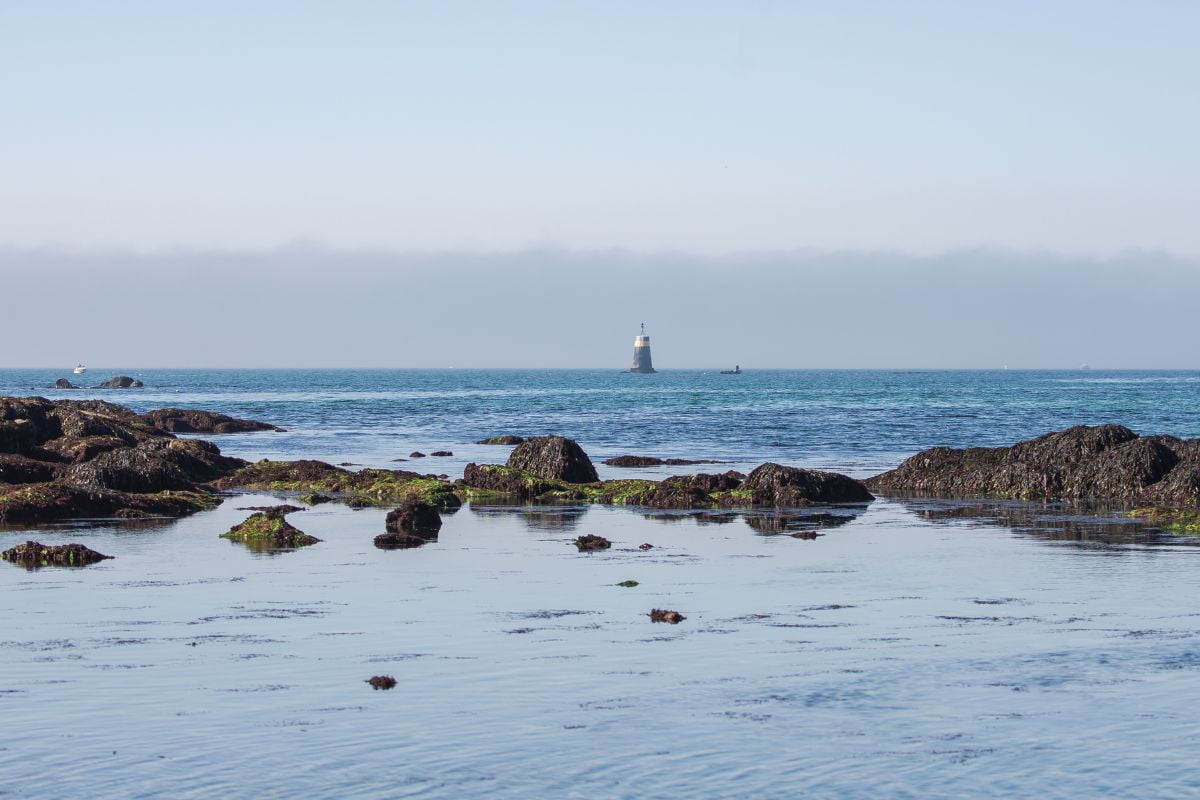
[2,369,1200,798]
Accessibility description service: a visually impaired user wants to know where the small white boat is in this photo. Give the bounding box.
[73,364,87,374]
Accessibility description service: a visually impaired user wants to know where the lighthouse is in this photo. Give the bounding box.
[630,323,656,373]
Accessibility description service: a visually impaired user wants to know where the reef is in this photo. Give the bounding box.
[213,459,462,509]
[220,506,320,550]
[866,424,1200,504]
[1,540,114,568]
[141,408,282,434]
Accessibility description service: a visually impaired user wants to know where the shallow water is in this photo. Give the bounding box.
[3,496,1200,798]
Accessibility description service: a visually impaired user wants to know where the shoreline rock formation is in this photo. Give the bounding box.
[866,424,1200,505]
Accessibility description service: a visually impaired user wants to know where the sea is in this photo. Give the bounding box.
[2,369,1199,798]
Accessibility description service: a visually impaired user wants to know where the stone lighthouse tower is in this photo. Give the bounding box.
[630,323,656,373]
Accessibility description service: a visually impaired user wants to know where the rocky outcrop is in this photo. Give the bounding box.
[373,531,429,549]
[2,540,113,568]
[603,455,726,467]
[220,507,319,550]
[141,408,281,434]
[385,501,442,537]
[0,396,243,524]
[574,534,611,551]
[460,463,564,501]
[96,376,144,389]
[740,464,874,506]
[477,435,524,445]
[215,459,462,508]
[507,436,599,483]
[866,424,1200,504]
[54,379,79,390]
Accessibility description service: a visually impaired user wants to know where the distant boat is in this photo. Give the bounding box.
[1080,363,1091,370]
[720,365,742,375]
[73,364,87,374]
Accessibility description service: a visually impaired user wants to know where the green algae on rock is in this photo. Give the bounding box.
[221,507,320,550]
[1,540,114,568]
[1128,507,1200,533]
[214,459,462,509]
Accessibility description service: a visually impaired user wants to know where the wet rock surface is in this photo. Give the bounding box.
[385,501,442,537]
[574,534,611,551]
[373,531,429,549]
[649,609,685,624]
[507,436,599,484]
[2,540,114,567]
[54,378,79,389]
[477,435,525,445]
[216,459,462,509]
[141,408,281,434]
[367,675,398,690]
[221,506,320,550]
[96,376,144,389]
[867,424,1200,504]
[603,455,727,467]
[741,463,874,506]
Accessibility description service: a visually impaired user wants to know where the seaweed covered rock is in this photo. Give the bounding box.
[603,455,726,467]
[459,463,565,501]
[739,464,874,506]
[63,438,246,493]
[373,531,429,549]
[221,507,320,550]
[649,609,685,624]
[477,435,524,445]
[0,454,59,484]
[507,436,598,483]
[54,378,79,389]
[574,534,611,551]
[2,540,113,568]
[96,376,144,389]
[385,501,442,537]
[141,408,281,434]
[215,459,462,509]
[866,425,1200,503]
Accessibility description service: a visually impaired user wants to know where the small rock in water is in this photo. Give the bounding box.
[237,504,305,514]
[616,580,640,588]
[409,451,426,458]
[299,492,332,505]
[374,531,429,549]
[430,450,453,457]
[791,531,820,540]
[385,501,442,536]
[1,540,114,568]
[367,675,398,690]
[338,462,360,467]
[390,458,408,462]
[477,435,524,445]
[54,378,80,389]
[574,534,611,551]
[638,543,654,550]
[649,609,685,624]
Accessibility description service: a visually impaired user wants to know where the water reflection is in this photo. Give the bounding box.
[469,504,589,531]
[891,498,1200,546]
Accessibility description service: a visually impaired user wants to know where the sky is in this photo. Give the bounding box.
[1,2,1197,367]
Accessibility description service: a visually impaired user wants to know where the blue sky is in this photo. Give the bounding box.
[3,1,1197,253]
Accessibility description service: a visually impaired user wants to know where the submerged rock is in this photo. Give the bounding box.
[2,540,113,568]
[221,507,320,550]
[409,451,426,458]
[477,435,524,445]
[604,455,727,467]
[616,580,640,587]
[649,609,685,624]
[299,492,333,505]
[574,534,611,551]
[430,450,453,457]
[385,501,442,537]
[866,424,1200,503]
[507,436,599,483]
[373,531,429,549]
[141,408,281,434]
[367,675,398,690]
[638,543,654,550]
[96,376,144,389]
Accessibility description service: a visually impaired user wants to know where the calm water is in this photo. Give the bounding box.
[2,370,1200,798]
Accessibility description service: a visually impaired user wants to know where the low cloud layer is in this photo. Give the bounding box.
[2,247,1193,369]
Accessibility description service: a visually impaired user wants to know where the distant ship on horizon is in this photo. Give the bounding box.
[630,323,656,373]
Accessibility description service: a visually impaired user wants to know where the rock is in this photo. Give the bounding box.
[507,436,599,483]
[639,543,654,550]
[141,408,280,434]
[40,436,128,464]
[385,501,442,537]
[96,376,144,389]
[367,675,398,690]
[649,609,685,624]
[866,424,1200,503]
[0,454,59,484]
[409,451,426,458]
[604,455,727,467]
[54,379,79,389]
[460,463,563,501]
[429,450,453,457]
[477,435,524,445]
[237,504,305,514]
[740,463,874,506]
[62,438,246,493]
[220,508,320,550]
[373,531,428,549]
[216,459,462,509]
[299,492,332,505]
[574,534,611,551]
[617,580,639,587]
[1,540,113,568]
